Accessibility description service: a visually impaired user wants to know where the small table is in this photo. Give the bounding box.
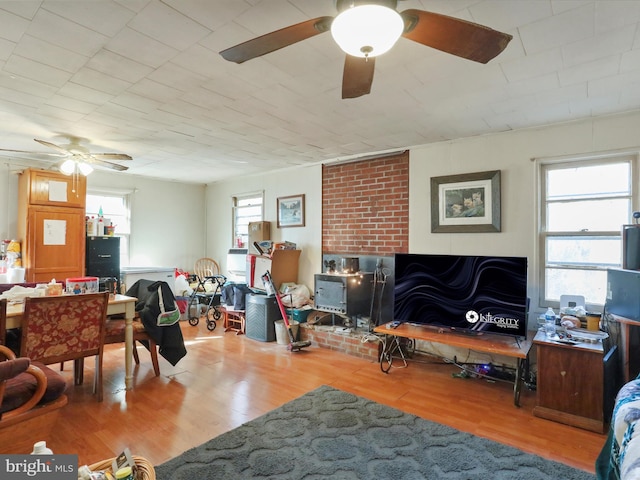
[221,306,245,335]
[6,294,138,390]
[374,322,532,406]
[533,330,608,432]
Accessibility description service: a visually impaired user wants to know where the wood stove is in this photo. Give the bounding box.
[314,272,373,316]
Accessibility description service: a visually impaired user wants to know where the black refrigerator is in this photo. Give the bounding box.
[86,236,120,293]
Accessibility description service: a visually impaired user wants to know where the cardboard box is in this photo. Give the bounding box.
[248,221,270,253]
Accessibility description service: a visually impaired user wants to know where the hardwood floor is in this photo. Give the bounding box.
[13,321,604,473]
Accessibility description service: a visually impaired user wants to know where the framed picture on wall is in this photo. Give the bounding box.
[277,194,305,228]
[430,170,501,233]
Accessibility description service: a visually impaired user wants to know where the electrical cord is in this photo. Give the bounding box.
[360,333,381,344]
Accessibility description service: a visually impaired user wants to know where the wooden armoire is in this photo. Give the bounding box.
[17,168,86,283]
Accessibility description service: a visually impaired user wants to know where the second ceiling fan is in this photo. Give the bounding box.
[220,0,513,99]
[0,137,131,174]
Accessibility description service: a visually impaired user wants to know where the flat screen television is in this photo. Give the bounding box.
[393,253,528,338]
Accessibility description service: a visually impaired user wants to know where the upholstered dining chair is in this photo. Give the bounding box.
[18,292,109,402]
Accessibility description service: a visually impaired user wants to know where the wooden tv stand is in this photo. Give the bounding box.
[373,322,533,407]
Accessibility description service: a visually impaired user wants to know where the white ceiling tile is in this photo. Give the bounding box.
[621,49,640,72]
[0,37,13,61]
[469,0,553,31]
[595,1,640,33]
[27,8,108,56]
[127,78,184,103]
[105,27,178,68]
[562,24,635,67]
[70,67,131,95]
[559,56,621,86]
[519,3,595,55]
[86,49,154,84]
[42,0,133,37]
[4,54,72,87]
[501,49,563,83]
[13,34,88,73]
[0,7,31,42]
[128,1,211,50]
[0,0,638,183]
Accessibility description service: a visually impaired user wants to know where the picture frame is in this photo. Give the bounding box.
[430,170,501,233]
[277,194,305,228]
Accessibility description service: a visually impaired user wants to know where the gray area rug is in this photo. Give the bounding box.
[155,385,594,479]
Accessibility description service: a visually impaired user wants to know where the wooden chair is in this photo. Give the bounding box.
[104,315,160,376]
[221,306,246,335]
[0,299,68,453]
[19,292,109,402]
[194,257,221,282]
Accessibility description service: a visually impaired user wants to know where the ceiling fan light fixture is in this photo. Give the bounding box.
[331,4,404,58]
[77,161,93,176]
[60,159,76,175]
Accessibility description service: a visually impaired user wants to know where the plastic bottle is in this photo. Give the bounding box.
[544,307,556,338]
[31,441,53,454]
[97,217,105,236]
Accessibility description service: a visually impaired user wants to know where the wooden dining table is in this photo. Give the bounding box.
[5,294,138,390]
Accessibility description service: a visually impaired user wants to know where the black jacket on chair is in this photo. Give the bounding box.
[125,279,187,366]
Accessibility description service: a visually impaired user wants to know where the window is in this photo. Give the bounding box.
[233,192,263,248]
[86,192,131,265]
[539,155,636,309]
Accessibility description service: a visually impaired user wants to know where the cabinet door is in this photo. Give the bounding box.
[24,207,86,282]
[537,344,603,421]
[25,169,86,208]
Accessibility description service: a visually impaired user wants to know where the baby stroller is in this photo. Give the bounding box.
[187,273,226,331]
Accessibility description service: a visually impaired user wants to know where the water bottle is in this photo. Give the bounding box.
[31,441,53,454]
[544,307,556,338]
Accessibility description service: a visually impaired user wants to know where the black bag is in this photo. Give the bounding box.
[232,284,251,310]
[221,283,236,307]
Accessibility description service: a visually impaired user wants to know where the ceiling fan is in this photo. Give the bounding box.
[0,137,131,174]
[220,0,513,99]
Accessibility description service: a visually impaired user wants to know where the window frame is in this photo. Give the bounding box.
[86,189,132,267]
[232,191,264,249]
[537,152,638,311]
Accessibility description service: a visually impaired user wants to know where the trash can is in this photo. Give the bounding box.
[275,320,299,344]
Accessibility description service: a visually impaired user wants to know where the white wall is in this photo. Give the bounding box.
[205,164,323,291]
[87,171,206,271]
[3,109,640,315]
[410,110,640,317]
[0,165,206,273]
[0,163,20,242]
[205,110,640,323]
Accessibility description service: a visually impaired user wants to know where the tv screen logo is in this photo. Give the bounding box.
[466,310,520,330]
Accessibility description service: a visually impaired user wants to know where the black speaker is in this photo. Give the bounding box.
[246,293,279,342]
[623,225,640,270]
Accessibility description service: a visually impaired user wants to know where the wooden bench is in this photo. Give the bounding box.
[374,321,532,406]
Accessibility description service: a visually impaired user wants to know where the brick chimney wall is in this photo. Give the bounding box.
[322,151,409,255]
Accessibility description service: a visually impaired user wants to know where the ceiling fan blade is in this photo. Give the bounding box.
[400,9,512,64]
[0,148,65,157]
[342,55,375,99]
[33,138,70,155]
[220,16,333,63]
[91,153,133,161]
[86,157,129,171]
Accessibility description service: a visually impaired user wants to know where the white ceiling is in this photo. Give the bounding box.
[0,0,639,184]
